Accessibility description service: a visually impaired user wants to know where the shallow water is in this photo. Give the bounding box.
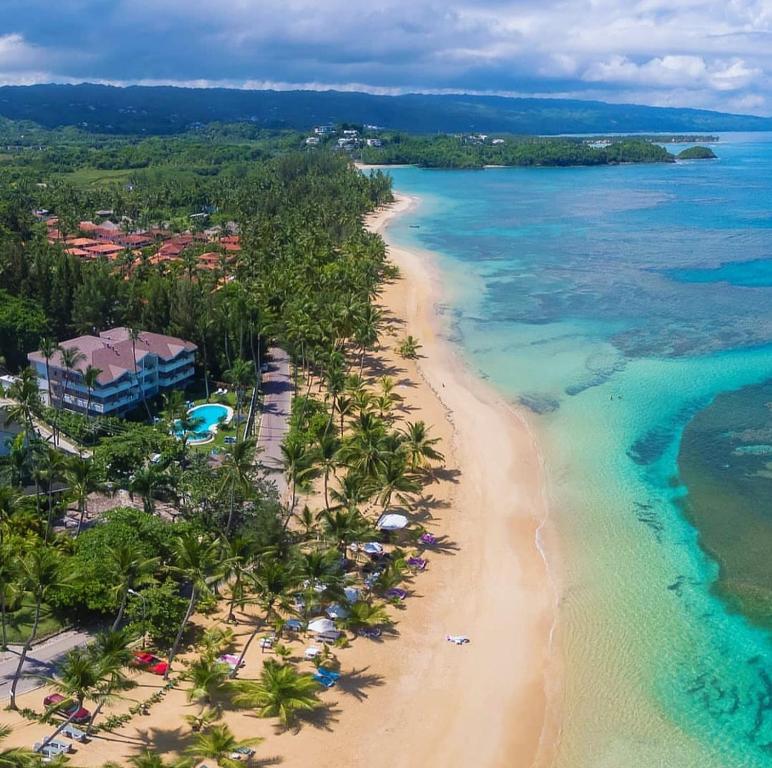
[385,136,772,768]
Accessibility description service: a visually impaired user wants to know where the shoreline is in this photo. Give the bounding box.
[364,192,561,767]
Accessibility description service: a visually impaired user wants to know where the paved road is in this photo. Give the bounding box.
[256,347,292,501]
[0,630,91,700]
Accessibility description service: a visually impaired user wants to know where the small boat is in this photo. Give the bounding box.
[409,224,420,228]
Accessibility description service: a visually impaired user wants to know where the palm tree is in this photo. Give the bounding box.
[340,600,391,637]
[128,752,173,768]
[58,345,86,419]
[0,486,20,547]
[128,328,152,420]
[37,336,59,413]
[87,628,134,731]
[0,723,38,768]
[9,546,69,709]
[82,364,103,422]
[181,656,230,705]
[38,446,67,542]
[376,453,421,508]
[315,432,340,510]
[318,507,371,556]
[231,660,321,727]
[105,541,159,631]
[37,646,104,752]
[65,455,98,536]
[0,542,19,651]
[397,335,422,359]
[400,420,444,470]
[165,532,224,679]
[224,358,253,439]
[219,438,256,534]
[185,724,262,768]
[183,705,221,734]
[6,368,41,437]
[280,437,315,516]
[220,535,258,623]
[129,465,162,515]
[231,557,300,675]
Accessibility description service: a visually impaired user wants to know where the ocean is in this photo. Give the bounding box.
[384,134,772,768]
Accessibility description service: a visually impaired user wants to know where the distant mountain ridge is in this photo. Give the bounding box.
[1,83,771,135]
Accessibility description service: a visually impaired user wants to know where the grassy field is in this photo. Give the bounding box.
[57,167,136,188]
[4,599,66,645]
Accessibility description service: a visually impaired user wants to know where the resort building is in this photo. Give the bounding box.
[28,328,197,417]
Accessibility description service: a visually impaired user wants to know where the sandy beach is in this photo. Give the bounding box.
[345,192,560,768]
[2,193,559,768]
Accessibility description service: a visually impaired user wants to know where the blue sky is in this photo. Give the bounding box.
[1,0,770,115]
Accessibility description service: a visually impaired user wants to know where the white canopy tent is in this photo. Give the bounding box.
[377,513,409,531]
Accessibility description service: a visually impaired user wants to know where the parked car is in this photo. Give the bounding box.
[42,693,91,724]
[131,651,169,676]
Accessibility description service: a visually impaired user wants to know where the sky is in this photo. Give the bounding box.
[0,0,771,115]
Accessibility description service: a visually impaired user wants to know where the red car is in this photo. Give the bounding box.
[132,651,169,676]
[42,693,91,724]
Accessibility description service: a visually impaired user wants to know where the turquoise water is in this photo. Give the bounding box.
[176,403,230,441]
[385,136,772,768]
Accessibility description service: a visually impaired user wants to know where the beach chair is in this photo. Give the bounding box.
[385,588,407,601]
[304,646,322,660]
[61,723,87,742]
[357,627,383,639]
[419,532,437,546]
[313,668,341,688]
[317,629,341,644]
[407,556,428,571]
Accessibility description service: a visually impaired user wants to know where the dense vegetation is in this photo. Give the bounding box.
[0,127,455,761]
[359,134,677,168]
[677,146,717,160]
[1,84,771,134]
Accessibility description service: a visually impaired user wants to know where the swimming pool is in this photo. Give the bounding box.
[176,403,233,444]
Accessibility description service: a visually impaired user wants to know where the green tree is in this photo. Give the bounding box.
[165,532,224,679]
[0,723,38,768]
[185,724,262,768]
[65,455,98,536]
[231,660,321,727]
[105,541,159,631]
[9,546,69,709]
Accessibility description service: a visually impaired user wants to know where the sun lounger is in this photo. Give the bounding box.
[61,723,87,742]
[47,739,72,753]
[358,627,383,639]
[385,588,407,600]
[259,635,275,649]
[304,646,322,660]
[284,619,304,632]
[446,634,470,645]
[34,742,66,758]
[407,556,428,571]
[314,673,336,688]
[317,629,341,643]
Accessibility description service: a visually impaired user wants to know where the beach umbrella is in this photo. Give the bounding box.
[308,618,336,634]
[361,542,384,555]
[377,513,408,531]
[326,603,350,620]
[343,586,360,603]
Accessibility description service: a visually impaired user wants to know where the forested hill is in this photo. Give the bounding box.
[1,84,771,135]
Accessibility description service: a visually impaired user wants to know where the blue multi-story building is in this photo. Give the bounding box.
[28,328,197,417]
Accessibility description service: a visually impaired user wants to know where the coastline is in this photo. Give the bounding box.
[361,192,560,767]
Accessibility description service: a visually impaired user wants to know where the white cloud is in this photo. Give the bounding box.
[0,1,770,114]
